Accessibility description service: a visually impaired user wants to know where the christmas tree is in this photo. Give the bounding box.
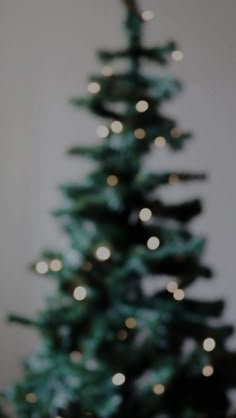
[3,1,236,418]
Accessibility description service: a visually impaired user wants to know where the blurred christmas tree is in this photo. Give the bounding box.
[2,1,236,418]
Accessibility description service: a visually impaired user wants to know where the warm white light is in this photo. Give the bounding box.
[134,128,146,140]
[36,261,49,275]
[73,286,87,301]
[95,246,111,261]
[169,174,180,185]
[26,393,37,404]
[202,365,214,377]
[50,259,63,272]
[142,10,155,22]
[139,208,152,222]
[112,373,126,386]
[152,384,165,395]
[154,136,166,148]
[125,317,137,329]
[172,50,184,62]
[136,100,149,113]
[102,66,113,77]
[111,121,123,134]
[173,289,185,301]
[107,175,119,187]
[170,128,181,138]
[203,338,216,352]
[166,281,178,294]
[70,351,82,363]
[147,236,160,250]
[96,125,109,138]
[88,82,101,94]
[117,329,128,341]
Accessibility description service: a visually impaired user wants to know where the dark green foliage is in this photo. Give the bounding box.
[2,1,236,418]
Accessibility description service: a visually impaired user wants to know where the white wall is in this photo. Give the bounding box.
[0,0,236,388]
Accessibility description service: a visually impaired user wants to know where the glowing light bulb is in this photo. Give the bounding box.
[152,384,165,395]
[169,174,180,185]
[202,365,214,377]
[73,286,87,301]
[166,281,179,294]
[35,261,49,275]
[173,289,185,301]
[26,393,37,404]
[170,128,181,138]
[203,338,216,352]
[112,373,126,386]
[125,317,137,329]
[172,50,184,62]
[50,259,63,272]
[117,329,128,341]
[139,208,152,222]
[154,136,166,148]
[95,246,111,262]
[96,125,109,138]
[142,10,155,22]
[134,128,146,140]
[70,351,82,363]
[136,100,149,113]
[111,121,123,134]
[88,82,101,94]
[102,66,113,77]
[147,236,160,250]
[107,175,119,187]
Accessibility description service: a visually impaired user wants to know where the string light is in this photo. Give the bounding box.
[112,373,126,386]
[95,246,111,262]
[203,338,216,352]
[169,174,180,185]
[117,329,128,341]
[96,125,109,138]
[87,82,101,94]
[173,289,185,301]
[111,121,123,133]
[125,317,137,329]
[172,50,184,62]
[107,175,119,187]
[136,100,149,113]
[139,208,152,222]
[147,236,160,250]
[102,66,113,77]
[170,128,181,138]
[70,351,82,363]
[141,10,155,22]
[26,393,37,404]
[166,281,179,294]
[154,136,166,148]
[134,128,146,140]
[50,259,63,272]
[35,261,49,275]
[152,384,165,395]
[73,286,87,301]
[202,365,214,377]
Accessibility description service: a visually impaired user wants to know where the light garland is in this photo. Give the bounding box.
[96,125,109,138]
[88,82,101,94]
[147,236,160,250]
[73,286,87,301]
[139,208,152,222]
[95,246,111,262]
[136,100,149,113]
[112,373,126,386]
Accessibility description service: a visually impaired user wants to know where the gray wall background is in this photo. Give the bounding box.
[0,0,235,388]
